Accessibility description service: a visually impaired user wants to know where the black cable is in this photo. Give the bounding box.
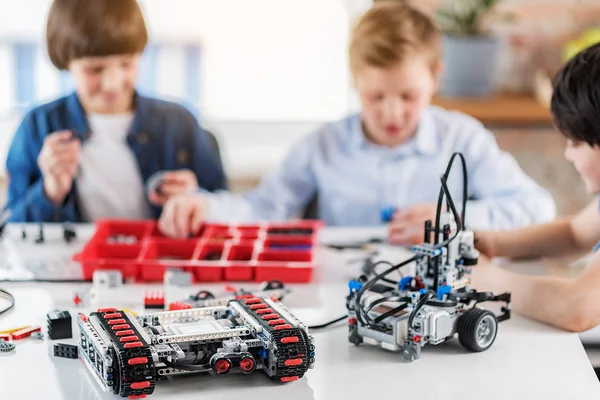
[432,153,468,289]
[426,300,458,308]
[308,314,348,330]
[162,359,211,372]
[371,260,404,284]
[364,295,409,317]
[0,288,15,316]
[373,303,408,324]
[408,290,434,329]
[355,255,420,327]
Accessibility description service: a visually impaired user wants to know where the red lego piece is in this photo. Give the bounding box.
[224,285,238,293]
[144,290,165,309]
[11,326,41,341]
[73,294,82,306]
[0,333,11,341]
[168,302,193,311]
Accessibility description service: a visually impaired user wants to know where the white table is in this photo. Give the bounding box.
[0,225,599,399]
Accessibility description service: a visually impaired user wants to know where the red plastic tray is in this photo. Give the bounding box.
[73,219,323,283]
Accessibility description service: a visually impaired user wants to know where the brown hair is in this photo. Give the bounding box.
[349,1,441,73]
[46,0,148,70]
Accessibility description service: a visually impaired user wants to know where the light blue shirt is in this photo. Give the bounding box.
[203,106,556,230]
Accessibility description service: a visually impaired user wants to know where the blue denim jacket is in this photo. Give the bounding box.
[5,92,227,222]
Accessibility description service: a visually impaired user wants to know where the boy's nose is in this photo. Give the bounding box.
[101,70,123,91]
[383,98,403,120]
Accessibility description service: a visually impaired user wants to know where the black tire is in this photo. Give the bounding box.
[458,308,498,352]
[262,280,285,291]
[194,290,215,301]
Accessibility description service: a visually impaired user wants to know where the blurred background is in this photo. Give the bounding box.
[0,0,598,214]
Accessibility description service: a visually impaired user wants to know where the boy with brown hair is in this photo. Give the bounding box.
[157,1,554,240]
[5,0,226,223]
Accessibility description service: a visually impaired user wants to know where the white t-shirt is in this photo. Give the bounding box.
[76,112,153,222]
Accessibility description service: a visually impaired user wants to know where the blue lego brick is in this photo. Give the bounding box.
[437,285,452,300]
[399,276,414,291]
[348,280,363,293]
[380,206,396,222]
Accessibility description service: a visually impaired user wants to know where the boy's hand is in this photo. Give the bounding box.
[389,203,437,245]
[148,169,199,206]
[37,131,80,205]
[474,231,496,258]
[158,193,207,238]
[469,255,506,292]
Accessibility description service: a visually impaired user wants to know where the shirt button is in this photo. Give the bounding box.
[176,149,189,164]
[137,133,149,144]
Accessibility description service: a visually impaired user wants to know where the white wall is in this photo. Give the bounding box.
[0,0,371,180]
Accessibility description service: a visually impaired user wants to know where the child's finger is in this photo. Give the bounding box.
[148,191,166,206]
[158,201,177,238]
[174,201,193,238]
[158,182,186,196]
[389,222,407,236]
[50,142,81,159]
[389,230,422,246]
[47,155,79,175]
[190,204,205,235]
[161,170,192,184]
[45,130,74,145]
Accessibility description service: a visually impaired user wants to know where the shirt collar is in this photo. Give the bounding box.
[350,107,438,157]
[65,91,152,144]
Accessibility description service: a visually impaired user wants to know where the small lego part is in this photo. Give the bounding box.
[21,225,27,241]
[380,206,397,222]
[30,331,44,340]
[0,339,15,353]
[11,326,41,341]
[47,310,72,340]
[73,291,88,307]
[63,222,76,243]
[144,290,165,309]
[163,269,193,287]
[0,333,11,341]
[93,270,123,289]
[107,235,137,244]
[53,343,78,359]
[34,223,45,244]
[0,325,31,335]
[0,209,10,239]
[168,301,193,310]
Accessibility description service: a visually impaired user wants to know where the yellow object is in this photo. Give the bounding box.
[564,28,600,62]
[122,308,138,317]
[581,28,600,47]
[0,325,31,335]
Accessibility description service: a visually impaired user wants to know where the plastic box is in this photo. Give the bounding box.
[73,219,323,283]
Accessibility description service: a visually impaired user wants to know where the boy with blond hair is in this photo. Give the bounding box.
[158,1,554,240]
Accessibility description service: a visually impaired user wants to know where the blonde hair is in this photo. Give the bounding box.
[349,1,441,73]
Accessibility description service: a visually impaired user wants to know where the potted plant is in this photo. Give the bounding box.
[435,0,513,97]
